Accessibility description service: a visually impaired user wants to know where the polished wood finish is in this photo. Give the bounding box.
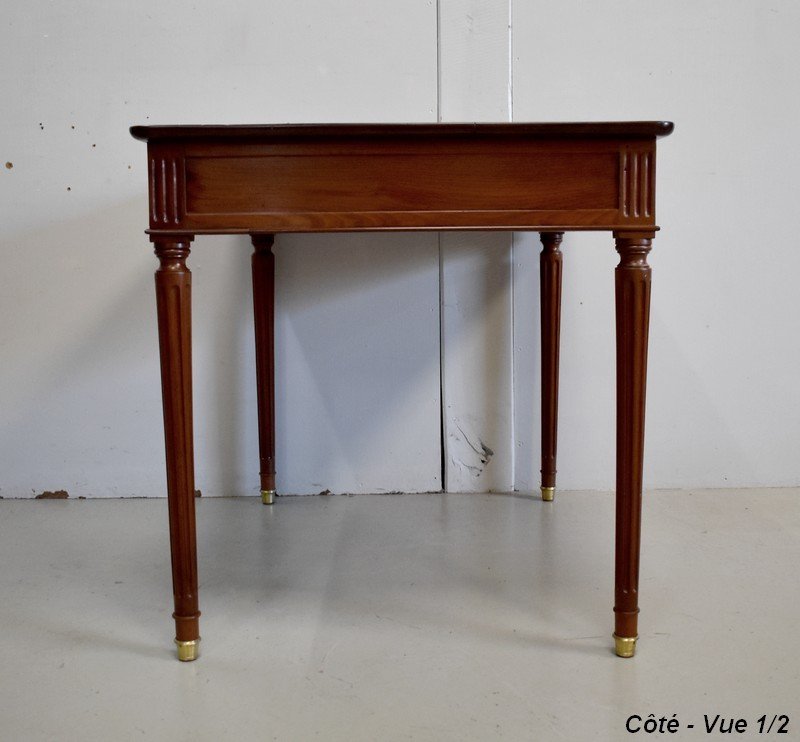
[613,232,654,642]
[133,122,672,659]
[152,236,200,645]
[134,122,672,235]
[539,232,563,491]
[251,234,277,495]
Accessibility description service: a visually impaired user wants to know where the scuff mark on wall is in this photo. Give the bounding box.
[449,422,494,478]
[451,457,484,477]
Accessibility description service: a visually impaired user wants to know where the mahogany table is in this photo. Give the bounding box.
[130,122,674,661]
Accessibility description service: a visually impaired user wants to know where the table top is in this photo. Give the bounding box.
[130,121,674,142]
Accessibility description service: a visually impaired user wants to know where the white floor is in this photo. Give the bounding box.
[1,489,798,741]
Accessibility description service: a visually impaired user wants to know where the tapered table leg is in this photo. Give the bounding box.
[153,235,201,661]
[540,232,563,501]
[612,231,654,658]
[252,234,277,505]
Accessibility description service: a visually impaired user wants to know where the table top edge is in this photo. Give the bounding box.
[130,121,675,142]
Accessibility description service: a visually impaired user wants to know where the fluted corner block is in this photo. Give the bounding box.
[619,148,655,220]
[149,156,186,228]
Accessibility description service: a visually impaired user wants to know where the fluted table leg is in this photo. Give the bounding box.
[252,234,277,505]
[540,232,563,501]
[612,231,654,658]
[153,235,201,661]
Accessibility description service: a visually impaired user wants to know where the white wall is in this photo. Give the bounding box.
[0,0,441,497]
[1,1,798,497]
[511,0,800,490]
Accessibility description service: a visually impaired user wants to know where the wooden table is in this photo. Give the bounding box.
[130,122,674,661]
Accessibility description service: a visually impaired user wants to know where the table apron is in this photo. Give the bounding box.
[145,138,658,233]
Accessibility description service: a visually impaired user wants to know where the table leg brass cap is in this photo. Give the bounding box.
[613,634,637,658]
[261,489,275,505]
[541,486,555,502]
[175,638,200,662]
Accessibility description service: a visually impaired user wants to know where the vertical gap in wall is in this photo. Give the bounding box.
[436,0,442,124]
[438,234,446,492]
[436,0,446,492]
[507,0,514,121]
[508,0,517,490]
[510,237,516,491]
